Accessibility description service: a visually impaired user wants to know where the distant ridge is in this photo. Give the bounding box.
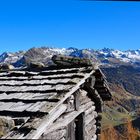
[1,47,140,68]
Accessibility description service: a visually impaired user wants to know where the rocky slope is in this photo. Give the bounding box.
[102,66,140,96]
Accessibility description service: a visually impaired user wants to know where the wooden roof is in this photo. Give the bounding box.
[0,65,111,139]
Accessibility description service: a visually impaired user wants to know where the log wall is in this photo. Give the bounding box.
[39,89,99,140]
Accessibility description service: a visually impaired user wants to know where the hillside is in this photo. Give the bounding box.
[100,67,140,140]
[102,66,140,96]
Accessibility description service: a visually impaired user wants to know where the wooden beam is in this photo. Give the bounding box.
[24,104,67,139]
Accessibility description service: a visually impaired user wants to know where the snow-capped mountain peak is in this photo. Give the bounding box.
[0,47,140,68]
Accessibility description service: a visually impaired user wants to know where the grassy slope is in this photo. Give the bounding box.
[100,83,140,140]
[101,83,140,129]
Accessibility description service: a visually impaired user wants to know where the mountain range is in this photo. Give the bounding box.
[1,47,140,68]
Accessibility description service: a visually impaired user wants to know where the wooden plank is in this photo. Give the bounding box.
[0,67,92,78]
[0,84,73,93]
[0,85,50,92]
[85,121,96,132]
[85,111,98,125]
[0,71,38,77]
[20,93,57,100]
[85,105,96,115]
[0,92,65,101]
[69,78,81,84]
[8,71,26,76]
[0,73,85,80]
[85,125,96,140]
[0,102,33,112]
[0,72,8,76]
[48,70,95,115]
[0,78,73,86]
[25,101,47,112]
[9,102,33,112]
[0,92,23,99]
[80,96,92,106]
[75,91,81,110]
[39,102,58,113]
[41,67,90,73]
[40,67,92,76]
[0,102,14,111]
[0,101,57,113]
[42,102,94,135]
[24,104,67,139]
[33,73,85,80]
[41,129,66,140]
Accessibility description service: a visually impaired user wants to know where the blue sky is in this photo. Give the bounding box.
[0,0,140,53]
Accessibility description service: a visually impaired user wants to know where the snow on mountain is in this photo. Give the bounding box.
[95,48,140,64]
[0,51,25,65]
[0,47,140,67]
[0,52,8,63]
[22,47,77,66]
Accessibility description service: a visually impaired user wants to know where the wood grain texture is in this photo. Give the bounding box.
[0,65,111,139]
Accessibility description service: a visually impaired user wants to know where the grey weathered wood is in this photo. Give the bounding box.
[75,91,81,111]
[85,111,98,125]
[0,73,85,80]
[0,64,112,140]
[41,67,91,73]
[0,84,73,93]
[40,67,92,75]
[0,92,57,100]
[32,73,84,80]
[41,129,66,140]
[0,101,57,113]
[85,125,96,140]
[0,72,8,76]
[47,70,95,115]
[0,71,38,77]
[69,78,81,84]
[39,102,58,113]
[65,95,75,112]
[0,67,92,77]
[0,102,33,112]
[24,104,67,139]
[46,101,94,135]
[85,121,96,132]
[80,97,92,106]
[84,105,96,115]
[3,104,67,139]
[25,101,47,112]
[0,78,72,86]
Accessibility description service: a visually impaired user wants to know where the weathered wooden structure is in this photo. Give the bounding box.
[0,56,111,140]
